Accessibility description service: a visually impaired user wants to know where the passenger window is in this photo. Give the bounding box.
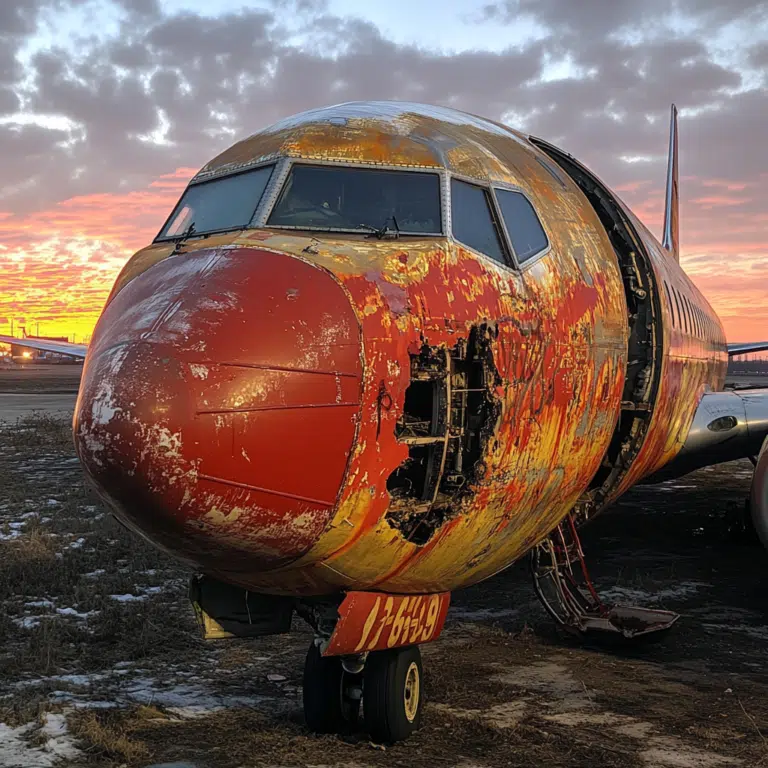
[158,164,274,239]
[451,179,507,264]
[494,189,549,263]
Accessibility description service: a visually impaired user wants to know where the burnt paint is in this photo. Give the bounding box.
[76,102,727,598]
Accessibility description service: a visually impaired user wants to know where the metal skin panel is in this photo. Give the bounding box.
[324,591,451,656]
[74,248,364,575]
[74,101,727,600]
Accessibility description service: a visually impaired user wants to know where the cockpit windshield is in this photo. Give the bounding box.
[156,164,274,240]
[267,164,442,235]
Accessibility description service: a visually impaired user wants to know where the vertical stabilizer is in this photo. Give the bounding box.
[662,104,679,259]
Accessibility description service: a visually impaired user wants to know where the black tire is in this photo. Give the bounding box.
[302,642,359,734]
[363,645,423,743]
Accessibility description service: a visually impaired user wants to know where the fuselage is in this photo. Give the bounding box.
[73,102,728,597]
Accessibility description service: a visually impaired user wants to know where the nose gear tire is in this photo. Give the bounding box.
[302,642,360,733]
[363,645,423,743]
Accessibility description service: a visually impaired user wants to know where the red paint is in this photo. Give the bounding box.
[74,248,363,578]
[324,591,451,656]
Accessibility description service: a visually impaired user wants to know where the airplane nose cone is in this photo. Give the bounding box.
[74,247,362,576]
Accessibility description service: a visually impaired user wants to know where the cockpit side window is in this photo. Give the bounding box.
[494,188,549,263]
[267,164,442,234]
[156,164,274,240]
[450,178,507,265]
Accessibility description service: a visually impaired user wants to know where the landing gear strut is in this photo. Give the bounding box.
[532,513,679,639]
[303,641,423,743]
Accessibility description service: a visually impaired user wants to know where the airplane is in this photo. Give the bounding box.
[5,101,768,743]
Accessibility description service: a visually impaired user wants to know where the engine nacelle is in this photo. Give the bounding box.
[752,437,768,550]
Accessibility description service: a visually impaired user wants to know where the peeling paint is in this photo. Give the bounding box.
[73,102,728,601]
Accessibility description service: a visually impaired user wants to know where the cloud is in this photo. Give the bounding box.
[0,0,764,341]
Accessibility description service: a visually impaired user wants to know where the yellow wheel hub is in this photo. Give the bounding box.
[404,661,420,722]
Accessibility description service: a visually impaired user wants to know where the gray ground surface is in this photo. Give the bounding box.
[0,394,78,421]
[0,364,81,421]
[0,366,767,767]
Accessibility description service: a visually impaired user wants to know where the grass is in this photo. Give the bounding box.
[1,414,768,767]
[68,708,151,764]
[0,415,203,693]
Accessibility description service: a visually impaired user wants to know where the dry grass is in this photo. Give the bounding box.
[2,412,768,768]
[5,411,73,451]
[68,708,151,764]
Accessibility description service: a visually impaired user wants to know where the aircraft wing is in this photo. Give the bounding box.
[0,335,88,359]
[728,342,768,356]
[644,388,768,483]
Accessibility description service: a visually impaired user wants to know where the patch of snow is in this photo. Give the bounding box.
[13,616,41,629]
[600,581,709,606]
[0,712,80,767]
[110,593,146,603]
[123,677,280,719]
[110,585,164,602]
[55,607,97,620]
[703,623,768,641]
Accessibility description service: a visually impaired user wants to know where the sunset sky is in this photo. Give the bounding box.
[0,0,766,342]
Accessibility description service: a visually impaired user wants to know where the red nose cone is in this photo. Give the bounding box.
[74,247,362,577]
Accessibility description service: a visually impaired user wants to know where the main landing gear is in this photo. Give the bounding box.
[303,641,423,743]
[532,512,679,639]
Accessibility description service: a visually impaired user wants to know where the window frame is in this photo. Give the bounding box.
[672,288,683,332]
[258,158,447,237]
[490,182,551,267]
[448,174,514,268]
[154,160,277,243]
[663,280,675,328]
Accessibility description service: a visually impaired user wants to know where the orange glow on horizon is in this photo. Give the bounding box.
[0,168,765,344]
[0,168,195,342]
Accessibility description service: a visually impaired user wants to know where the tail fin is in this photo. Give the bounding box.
[662,103,679,259]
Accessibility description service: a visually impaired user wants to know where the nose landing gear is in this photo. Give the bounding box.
[303,642,424,744]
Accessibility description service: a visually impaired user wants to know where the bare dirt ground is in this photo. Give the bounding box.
[1,370,767,767]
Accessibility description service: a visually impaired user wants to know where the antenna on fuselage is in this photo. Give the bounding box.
[662,103,679,260]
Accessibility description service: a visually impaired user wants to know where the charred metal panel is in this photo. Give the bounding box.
[385,328,502,545]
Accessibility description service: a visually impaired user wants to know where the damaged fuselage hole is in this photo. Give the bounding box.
[385,326,502,546]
